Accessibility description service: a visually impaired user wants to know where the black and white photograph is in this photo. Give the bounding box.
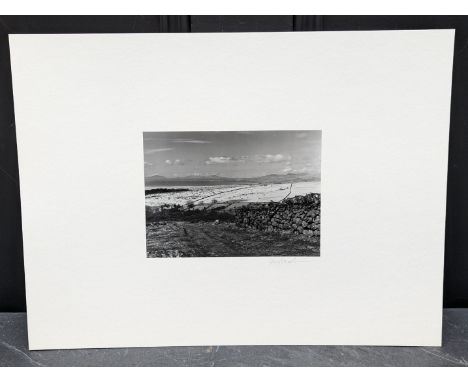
[4,14,460,357]
[144,130,321,258]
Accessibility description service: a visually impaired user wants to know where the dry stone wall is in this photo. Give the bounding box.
[234,193,320,237]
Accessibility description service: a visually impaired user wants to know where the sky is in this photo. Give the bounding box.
[143,130,321,179]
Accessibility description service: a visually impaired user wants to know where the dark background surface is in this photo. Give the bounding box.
[0,16,467,311]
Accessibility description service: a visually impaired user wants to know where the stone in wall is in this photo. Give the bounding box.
[234,193,320,237]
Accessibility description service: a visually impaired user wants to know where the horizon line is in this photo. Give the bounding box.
[145,172,321,180]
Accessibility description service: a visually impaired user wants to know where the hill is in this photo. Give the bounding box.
[145,173,319,187]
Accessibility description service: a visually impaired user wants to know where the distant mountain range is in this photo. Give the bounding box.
[145,173,320,187]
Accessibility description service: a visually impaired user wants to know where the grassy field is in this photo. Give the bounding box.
[144,181,320,209]
[146,221,320,258]
[145,207,319,258]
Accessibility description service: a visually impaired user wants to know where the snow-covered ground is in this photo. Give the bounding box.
[145,181,320,208]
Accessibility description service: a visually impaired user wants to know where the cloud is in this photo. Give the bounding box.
[170,139,211,144]
[205,156,234,164]
[255,154,291,163]
[165,159,184,166]
[205,156,247,165]
[145,147,173,154]
[295,132,308,139]
[282,166,311,174]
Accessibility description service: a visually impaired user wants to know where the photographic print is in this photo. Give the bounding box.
[12,31,453,349]
[144,130,321,258]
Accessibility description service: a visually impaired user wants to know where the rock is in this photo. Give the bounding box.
[234,193,320,236]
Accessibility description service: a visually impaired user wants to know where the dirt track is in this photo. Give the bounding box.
[146,221,320,258]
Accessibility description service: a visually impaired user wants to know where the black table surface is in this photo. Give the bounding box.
[1,309,468,366]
